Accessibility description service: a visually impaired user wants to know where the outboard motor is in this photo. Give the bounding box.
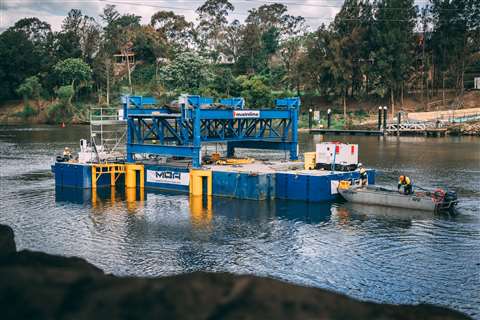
[444,191,458,203]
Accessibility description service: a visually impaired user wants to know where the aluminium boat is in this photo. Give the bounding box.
[338,185,458,213]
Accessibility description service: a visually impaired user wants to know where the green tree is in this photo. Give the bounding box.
[236,24,264,73]
[150,11,193,53]
[48,85,75,123]
[0,30,39,100]
[430,0,480,101]
[209,67,238,96]
[53,58,92,102]
[371,0,417,115]
[16,76,42,112]
[196,0,234,60]
[221,20,242,64]
[237,75,272,107]
[159,52,211,93]
[61,9,101,64]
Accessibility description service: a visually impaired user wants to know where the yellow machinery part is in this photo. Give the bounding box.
[92,163,126,189]
[304,152,316,170]
[215,158,254,165]
[189,169,212,196]
[91,163,144,189]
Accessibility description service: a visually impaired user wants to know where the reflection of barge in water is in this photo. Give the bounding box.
[52,95,374,203]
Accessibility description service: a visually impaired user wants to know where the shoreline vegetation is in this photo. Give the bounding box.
[1,93,479,135]
[0,224,472,320]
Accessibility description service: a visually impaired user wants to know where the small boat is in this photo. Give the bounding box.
[338,185,458,213]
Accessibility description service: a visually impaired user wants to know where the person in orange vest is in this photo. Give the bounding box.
[398,175,413,195]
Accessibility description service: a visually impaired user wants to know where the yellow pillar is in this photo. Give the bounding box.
[110,170,116,186]
[189,169,212,196]
[125,164,144,189]
[110,186,116,203]
[125,165,136,188]
[91,165,97,189]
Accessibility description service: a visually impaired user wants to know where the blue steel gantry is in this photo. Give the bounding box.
[123,95,300,168]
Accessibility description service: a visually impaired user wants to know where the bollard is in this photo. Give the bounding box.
[383,106,388,130]
[378,106,382,130]
[308,108,313,129]
[397,112,401,136]
[327,108,332,129]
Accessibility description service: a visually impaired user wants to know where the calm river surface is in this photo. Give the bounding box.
[1,125,479,318]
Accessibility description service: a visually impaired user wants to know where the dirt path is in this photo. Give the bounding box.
[406,108,480,122]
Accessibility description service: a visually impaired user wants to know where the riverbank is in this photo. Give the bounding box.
[0,224,471,320]
[1,91,478,126]
[0,99,90,125]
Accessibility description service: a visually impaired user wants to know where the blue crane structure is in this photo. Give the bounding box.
[122,95,300,168]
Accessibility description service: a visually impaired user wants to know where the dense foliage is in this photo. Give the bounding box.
[0,0,478,113]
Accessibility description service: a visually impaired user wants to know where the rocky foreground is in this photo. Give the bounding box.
[0,224,471,320]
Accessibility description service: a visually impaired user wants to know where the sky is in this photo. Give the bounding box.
[0,0,350,33]
[0,0,428,33]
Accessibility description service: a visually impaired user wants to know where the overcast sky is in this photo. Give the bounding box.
[0,0,427,33]
[0,0,354,33]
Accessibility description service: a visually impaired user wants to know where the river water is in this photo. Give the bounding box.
[0,125,479,318]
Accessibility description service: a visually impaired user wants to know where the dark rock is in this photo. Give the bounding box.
[0,224,472,320]
[0,224,16,255]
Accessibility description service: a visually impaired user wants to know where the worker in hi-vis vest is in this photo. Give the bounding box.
[358,163,368,186]
[398,175,413,195]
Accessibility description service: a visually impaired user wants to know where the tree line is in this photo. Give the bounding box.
[0,0,478,120]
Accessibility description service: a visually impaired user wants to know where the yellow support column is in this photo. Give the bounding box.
[110,169,116,186]
[125,164,144,189]
[189,169,212,196]
[91,165,97,189]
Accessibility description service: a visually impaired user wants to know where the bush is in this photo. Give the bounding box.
[15,104,37,119]
[132,64,156,84]
[56,85,74,104]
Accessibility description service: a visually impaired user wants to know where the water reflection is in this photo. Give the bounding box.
[4,125,479,319]
[55,186,145,213]
[55,186,436,229]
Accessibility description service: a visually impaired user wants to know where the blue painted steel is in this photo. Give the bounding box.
[212,171,275,200]
[53,163,111,189]
[188,95,214,107]
[275,170,376,202]
[124,95,300,167]
[275,97,301,108]
[219,97,244,109]
[122,95,157,108]
[128,144,197,157]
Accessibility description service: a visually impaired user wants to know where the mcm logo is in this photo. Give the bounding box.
[156,171,181,180]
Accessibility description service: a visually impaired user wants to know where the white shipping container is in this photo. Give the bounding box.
[315,142,358,170]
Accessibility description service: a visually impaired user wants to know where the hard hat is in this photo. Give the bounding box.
[358,163,363,167]
[400,175,405,180]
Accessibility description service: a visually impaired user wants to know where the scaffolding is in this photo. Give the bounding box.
[90,106,127,153]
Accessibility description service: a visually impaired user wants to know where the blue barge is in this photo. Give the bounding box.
[52,161,374,203]
[52,94,375,203]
